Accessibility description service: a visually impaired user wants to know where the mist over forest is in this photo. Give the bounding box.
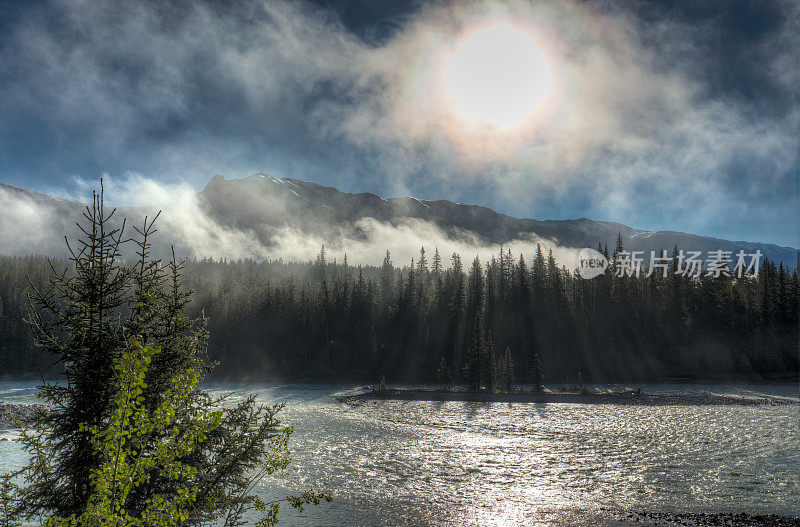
[1,176,797,384]
[2,240,796,383]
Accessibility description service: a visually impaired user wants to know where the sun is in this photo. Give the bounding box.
[444,25,550,128]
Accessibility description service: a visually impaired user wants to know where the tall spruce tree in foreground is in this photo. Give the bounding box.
[13,187,328,526]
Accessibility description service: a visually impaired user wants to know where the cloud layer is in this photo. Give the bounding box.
[0,0,796,246]
[1,174,579,269]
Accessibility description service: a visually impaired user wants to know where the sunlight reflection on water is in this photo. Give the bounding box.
[2,381,798,526]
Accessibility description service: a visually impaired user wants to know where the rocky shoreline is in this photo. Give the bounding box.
[337,388,798,406]
[607,508,800,526]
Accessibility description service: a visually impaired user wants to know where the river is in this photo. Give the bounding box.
[1,381,798,526]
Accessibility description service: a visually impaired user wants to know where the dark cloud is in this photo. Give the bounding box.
[308,0,421,44]
[623,0,797,116]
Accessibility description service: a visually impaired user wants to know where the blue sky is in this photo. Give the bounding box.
[0,0,797,247]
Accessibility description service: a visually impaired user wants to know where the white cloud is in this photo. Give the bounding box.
[2,174,578,268]
[0,187,68,255]
[266,217,578,269]
[1,0,796,245]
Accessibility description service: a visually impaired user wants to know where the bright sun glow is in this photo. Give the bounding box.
[444,26,550,127]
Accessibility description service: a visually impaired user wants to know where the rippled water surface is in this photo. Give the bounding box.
[2,381,798,526]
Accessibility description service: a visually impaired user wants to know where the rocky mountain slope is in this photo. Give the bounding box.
[198,174,798,266]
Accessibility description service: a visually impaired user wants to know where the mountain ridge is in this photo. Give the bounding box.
[1,176,796,267]
[198,174,797,266]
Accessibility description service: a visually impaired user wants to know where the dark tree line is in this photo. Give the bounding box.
[1,241,797,383]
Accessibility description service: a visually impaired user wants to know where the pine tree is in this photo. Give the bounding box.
[313,246,327,284]
[531,244,546,334]
[531,352,543,393]
[432,248,443,292]
[0,472,21,527]
[514,254,532,377]
[467,256,484,325]
[417,247,429,283]
[532,244,546,293]
[379,250,394,304]
[496,351,507,392]
[436,356,452,387]
[22,189,130,515]
[448,253,466,366]
[482,332,496,391]
[15,189,329,525]
[613,233,624,261]
[501,347,514,392]
[463,315,482,391]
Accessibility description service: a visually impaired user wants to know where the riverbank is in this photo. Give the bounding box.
[337,388,799,406]
[607,508,800,526]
